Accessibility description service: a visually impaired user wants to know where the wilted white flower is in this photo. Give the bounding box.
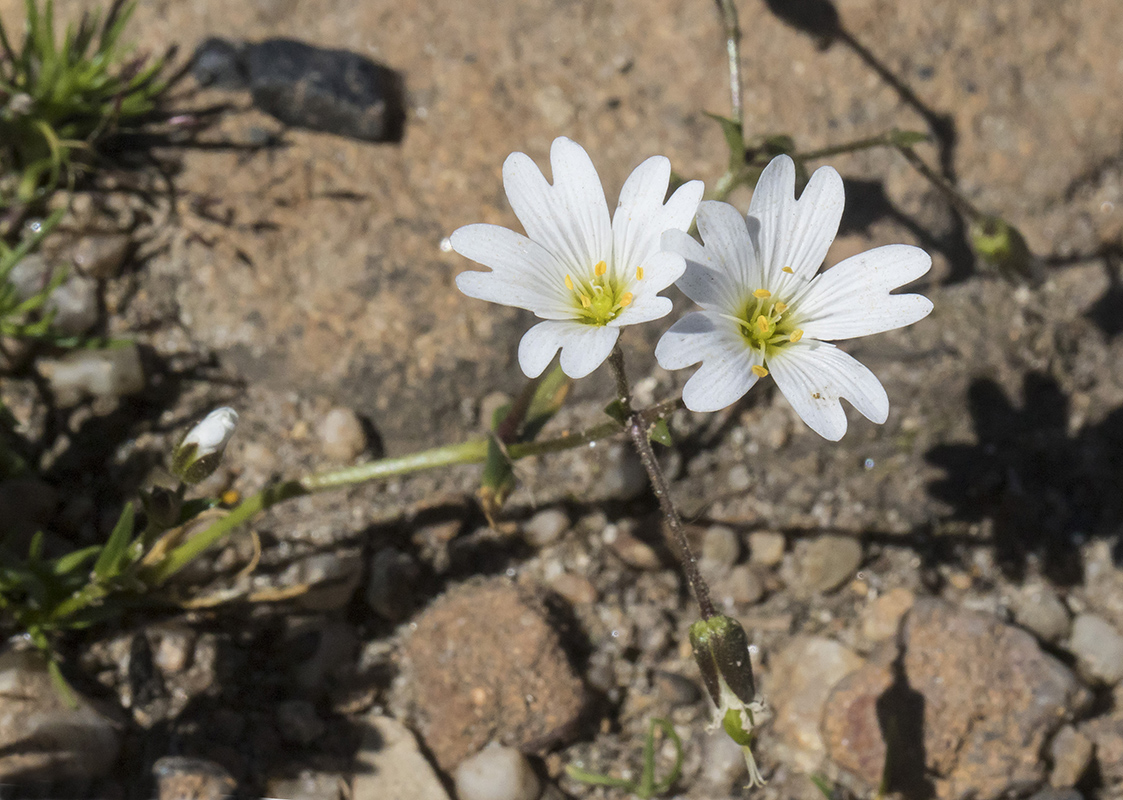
[171,407,238,484]
[655,155,933,440]
[452,136,704,379]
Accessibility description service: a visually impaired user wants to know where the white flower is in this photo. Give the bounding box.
[655,155,933,440]
[172,407,238,484]
[182,407,239,457]
[452,137,704,379]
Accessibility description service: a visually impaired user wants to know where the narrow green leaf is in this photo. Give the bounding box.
[50,545,101,576]
[704,111,746,171]
[92,502,134,579]
[521,364,571,441]
[46,656,78,709]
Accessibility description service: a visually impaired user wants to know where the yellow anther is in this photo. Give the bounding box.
[789,329,804,343]
[564,274,574,290]
[595,261,607,277]
[636,266,644,280]
[751,365,769,378]
[782,266,794,274]
[756,316,770,333]
[774,302,788,313]
[753,289,771,299]
[580,294,591,308]
[620,292,634,307]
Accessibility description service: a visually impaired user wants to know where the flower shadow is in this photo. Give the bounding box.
[925,372,1123,584]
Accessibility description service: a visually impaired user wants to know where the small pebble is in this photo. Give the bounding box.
[726,464,751,492]
[454,744,541,800]
[861,587,916,642]
[651,671,701,707]
[47,274,99,335]
[366,547,422,621]
[1069,614,1123,685]
[604,524,661,570]
[70,233,131,279]
[153,757,235,800]
[714,564,764,606]
[523,508,570,547]
[549,572,597,605]
[1012,585,1071,642]
[317,407,368,461]
[700,525,741,569]
[1049,724,1093,788]
[798,535,863,594]
[748,531,786,566]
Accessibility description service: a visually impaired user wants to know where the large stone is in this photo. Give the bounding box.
[0,650,123,781]
[822,660,895,786]
[903,599,1089,800]
[766,636,865,771]
[1069,613,1123,685]
[403,579,585,770]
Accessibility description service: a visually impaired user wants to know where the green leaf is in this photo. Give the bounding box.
[649,418,673,447]
[92,502,134,579]
[50,545,100,576]
[704,111,746,172]
[46,656,78,709]
[809,773,836,799]
[521,365,571,441]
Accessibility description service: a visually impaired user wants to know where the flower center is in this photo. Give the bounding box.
[735,288,804,356]
[565,261,638,326]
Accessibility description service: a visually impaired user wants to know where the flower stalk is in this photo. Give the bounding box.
[608,346,717,619]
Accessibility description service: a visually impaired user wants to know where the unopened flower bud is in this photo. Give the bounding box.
[970,215,1036,283]
[171,407,238,485]
[690,615,768,787]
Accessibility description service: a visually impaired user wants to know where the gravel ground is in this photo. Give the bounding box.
[1,0,1122,798]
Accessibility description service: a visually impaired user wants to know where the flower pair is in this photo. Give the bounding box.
[451,137,933,440]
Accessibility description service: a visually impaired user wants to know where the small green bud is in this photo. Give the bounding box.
[970,215,1036,283]
[690,614,756,709]
[171,407,238,485]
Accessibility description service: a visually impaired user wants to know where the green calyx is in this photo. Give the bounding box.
[689,614,756,709]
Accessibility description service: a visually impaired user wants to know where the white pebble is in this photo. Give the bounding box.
[454,744,541,800]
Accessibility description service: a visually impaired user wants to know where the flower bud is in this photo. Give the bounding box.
[690,614,768,787]
[970,215,1036,283]
[690,614,755,709]
[171,407,238,485]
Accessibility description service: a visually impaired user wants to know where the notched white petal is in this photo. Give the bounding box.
[768,341,889,441]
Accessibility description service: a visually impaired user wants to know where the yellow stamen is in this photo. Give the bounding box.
[774,302,788,313]
[756,316,770,333]
[753,289,771,299]
[782,266,794,274]
[595,261,607,277]
[580,294,591,308]
[789,329,804,343]
[636,266,644,280]
[751,365,769,378]
[620,292,634,307]
[564,274,574,290]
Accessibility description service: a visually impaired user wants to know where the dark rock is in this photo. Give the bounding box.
[403,579,585,771]
[903,598,1089,800]
[192,37,405,142]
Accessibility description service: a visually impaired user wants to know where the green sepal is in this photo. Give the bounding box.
[690,614,756,707]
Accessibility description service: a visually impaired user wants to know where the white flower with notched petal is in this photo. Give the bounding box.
[655,155,933,441]
[451,137,704,379]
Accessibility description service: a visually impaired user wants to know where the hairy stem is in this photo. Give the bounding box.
[609,347,717,619]
[714,0,744,134]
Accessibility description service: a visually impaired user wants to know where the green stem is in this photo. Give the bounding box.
[146,398,684,586]
[896,144,983,221]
